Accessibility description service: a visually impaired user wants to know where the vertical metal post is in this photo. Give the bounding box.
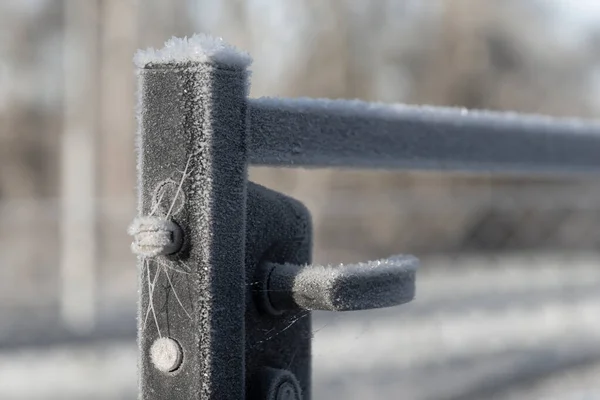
[135,47,250,399]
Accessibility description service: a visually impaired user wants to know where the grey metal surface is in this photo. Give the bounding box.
[135,60,250,399]
[248,97,600,175]
[244,183,314,399]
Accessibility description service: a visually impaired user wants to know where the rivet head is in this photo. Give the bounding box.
[150,337,183,372]
[276,381,299,400]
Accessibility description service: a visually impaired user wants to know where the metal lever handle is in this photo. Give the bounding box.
[261,255,418,312]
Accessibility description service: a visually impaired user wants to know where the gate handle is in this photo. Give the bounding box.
[261,255,418,312]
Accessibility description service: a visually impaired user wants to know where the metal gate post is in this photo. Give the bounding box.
[130,34,419,400]
[132,36,251,400]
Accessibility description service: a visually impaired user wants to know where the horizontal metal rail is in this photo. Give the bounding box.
[248,97,600,175]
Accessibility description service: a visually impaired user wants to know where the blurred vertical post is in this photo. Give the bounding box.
[98,0,138,284]
[60,0,100,333]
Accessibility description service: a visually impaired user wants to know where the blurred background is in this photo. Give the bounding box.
[1,0,600,399]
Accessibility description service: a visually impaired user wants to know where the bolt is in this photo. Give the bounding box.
[276,381,298,400]
[150,337,183,372]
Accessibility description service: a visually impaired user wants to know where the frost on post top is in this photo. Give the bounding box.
[134,34,252,69]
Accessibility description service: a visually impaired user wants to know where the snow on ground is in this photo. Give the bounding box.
[1,253,600,399]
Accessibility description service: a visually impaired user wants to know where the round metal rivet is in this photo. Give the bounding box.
[150,337,183,372]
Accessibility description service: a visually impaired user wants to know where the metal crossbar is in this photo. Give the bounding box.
[248,97,600,174]
[130,34,599,400]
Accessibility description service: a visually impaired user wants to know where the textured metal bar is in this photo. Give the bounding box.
[265,255,418,312]
[135,39,250,399]
[248,97,600,175]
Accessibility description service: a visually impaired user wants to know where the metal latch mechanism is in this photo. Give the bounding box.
[245,183,418,400]
[129,182,418,400]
